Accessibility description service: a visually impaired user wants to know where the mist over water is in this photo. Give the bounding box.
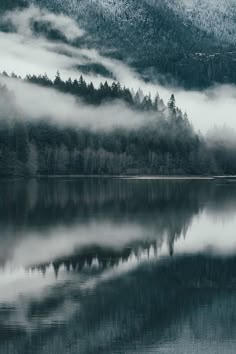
[1,3,236,353]
[1,178,236,353]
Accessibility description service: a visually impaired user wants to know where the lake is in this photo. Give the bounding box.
[1,177,236,354]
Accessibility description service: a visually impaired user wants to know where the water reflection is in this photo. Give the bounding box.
[1,178,236,353]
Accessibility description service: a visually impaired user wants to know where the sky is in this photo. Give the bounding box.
[1,5,236,133]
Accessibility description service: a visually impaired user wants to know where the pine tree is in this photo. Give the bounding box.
[168,94,177,119]
[154,93,160,111]
[54,71,64,91]
[168,94,176,111]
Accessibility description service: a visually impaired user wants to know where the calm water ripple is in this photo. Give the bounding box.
[0,178,236,353]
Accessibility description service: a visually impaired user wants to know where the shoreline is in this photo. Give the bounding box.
[1,175,236,181]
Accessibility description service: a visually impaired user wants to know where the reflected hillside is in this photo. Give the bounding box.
[2,253,236,354]
[2,178,236,230]
[1,178,236,353]
[32,242,159,276]
[1,178,236,268]
[0,178,207,229]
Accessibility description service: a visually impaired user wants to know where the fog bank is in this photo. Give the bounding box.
[0,76,158,131]
[1,6,236,133]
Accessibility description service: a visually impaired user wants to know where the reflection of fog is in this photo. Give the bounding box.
[3,223,159,268]
[1,253,236,354]
[1,179,236,268]
[0,246,159,334]
[1,178,236,353]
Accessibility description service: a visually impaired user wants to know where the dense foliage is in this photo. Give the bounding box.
[0,74,235,176]
[1,1,236,88]
[22,0,236,88]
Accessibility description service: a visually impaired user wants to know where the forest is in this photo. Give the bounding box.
[0,72,235,176]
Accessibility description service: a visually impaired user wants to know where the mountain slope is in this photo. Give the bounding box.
[152,0,236,46]
[1,0,236,88]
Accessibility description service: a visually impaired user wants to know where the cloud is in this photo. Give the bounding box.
[0,76,158,131]
[3,5,85,41]
[169,84,236,134]
[1,6,236,133]
[111,67,236,134]
[0,6,122,84]
[0,32,116,88]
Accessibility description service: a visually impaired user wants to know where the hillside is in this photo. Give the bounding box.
[0,0,236,88]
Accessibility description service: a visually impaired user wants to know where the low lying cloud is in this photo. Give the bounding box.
[0,76,158,131]
[169,85,236,134]
[1,6,236,133]
[0,5,113,85]
[3,5,85,41]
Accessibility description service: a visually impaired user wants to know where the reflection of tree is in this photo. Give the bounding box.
[1,179,236,352]
[0,179,231,231]
[3,254,236,354]
[1,178,236,267]
[75,255,236,354]
[31,242,158,277]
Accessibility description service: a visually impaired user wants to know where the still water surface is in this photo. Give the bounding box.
[1,178,236,353]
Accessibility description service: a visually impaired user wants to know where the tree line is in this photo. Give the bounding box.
[0,73,235,176]
[3,71,167,111]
